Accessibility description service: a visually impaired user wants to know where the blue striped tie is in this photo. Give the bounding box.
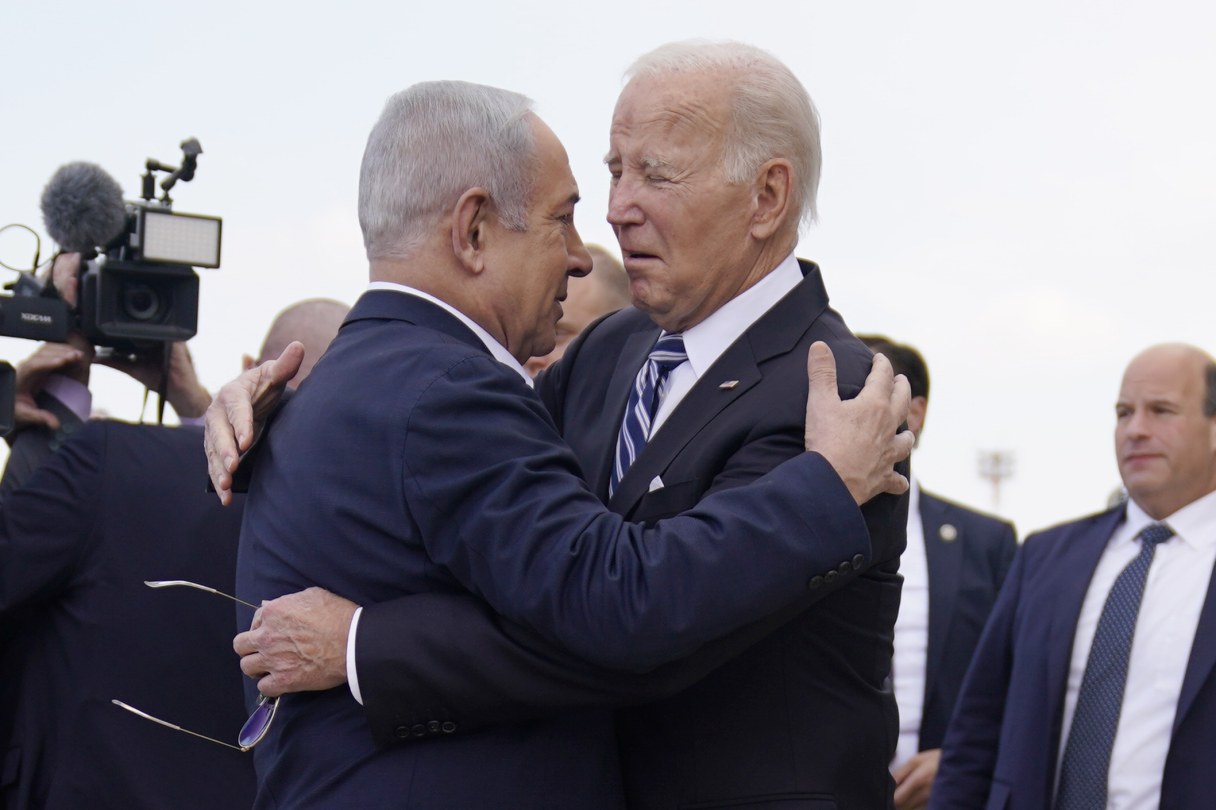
[610,332,687,498]
[1054,521,1175,810]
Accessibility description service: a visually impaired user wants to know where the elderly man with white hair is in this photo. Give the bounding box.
[211,42,910,810]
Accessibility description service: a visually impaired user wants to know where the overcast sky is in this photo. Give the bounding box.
[2,0,1213,534]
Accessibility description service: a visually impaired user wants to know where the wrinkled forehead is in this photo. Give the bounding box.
[609,71,734,151]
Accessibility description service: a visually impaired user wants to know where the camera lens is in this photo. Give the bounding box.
[121,283,164,322]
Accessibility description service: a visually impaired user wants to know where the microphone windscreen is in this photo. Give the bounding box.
[40,162,128,253]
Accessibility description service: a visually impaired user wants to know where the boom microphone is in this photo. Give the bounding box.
[40,162,128,253]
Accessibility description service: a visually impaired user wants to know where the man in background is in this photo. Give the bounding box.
[932,343,1216,809]
[524,243,631,377]
[859,335,1017,810]
[0,294,346,809]
[0,252,213,496]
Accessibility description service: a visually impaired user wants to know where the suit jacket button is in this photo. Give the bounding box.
[824,570,839,585]
[427,720,441,734]
[441,721,458,733]
[808,575,825,590]
[852,553,865,568]
[410,724,427,737]
[394,725,411,740]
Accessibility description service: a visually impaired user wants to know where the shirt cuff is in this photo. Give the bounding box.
[43,374,92,422]
[347,606,364,705]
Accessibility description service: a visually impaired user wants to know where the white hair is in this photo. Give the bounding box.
[625,40,822,228]
[358,80,537,260]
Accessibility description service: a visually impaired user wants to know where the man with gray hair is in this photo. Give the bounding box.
[215,76,910,808]
[212,42,910,809]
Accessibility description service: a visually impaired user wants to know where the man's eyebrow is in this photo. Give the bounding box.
[640,156,673,171]
[601,153,672,170]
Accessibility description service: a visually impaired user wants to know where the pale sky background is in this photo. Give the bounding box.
[2,0,1213,536]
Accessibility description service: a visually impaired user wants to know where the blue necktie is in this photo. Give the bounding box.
[1054,521,1175,810]
[610,332,687,498]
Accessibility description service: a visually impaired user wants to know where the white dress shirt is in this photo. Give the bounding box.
[651,252,802,433]
[348,282,532,703]
[1055,489,1216,810]
[891,479,929,769]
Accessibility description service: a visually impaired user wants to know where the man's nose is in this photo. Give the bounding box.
[567,227,592,277]
[1125,409,1151,437]
[607,180,642,228]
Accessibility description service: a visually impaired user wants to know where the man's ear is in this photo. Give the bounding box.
[451,187,493,274]
[908,395,928,445]
[750,159,794,240]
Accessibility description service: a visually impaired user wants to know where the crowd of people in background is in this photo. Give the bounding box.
[1,37,1213,810]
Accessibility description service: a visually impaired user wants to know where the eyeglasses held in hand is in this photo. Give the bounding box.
[111,580,278,752]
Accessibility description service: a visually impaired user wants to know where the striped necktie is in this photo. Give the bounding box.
[1054,521,1175,810]
[609,332,687,498]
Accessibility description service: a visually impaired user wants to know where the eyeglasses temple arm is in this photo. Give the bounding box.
[143,580,259,610]
[112,699,248,752]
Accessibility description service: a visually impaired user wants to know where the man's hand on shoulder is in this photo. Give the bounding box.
[803,341,913,505]
[204,342,303,505]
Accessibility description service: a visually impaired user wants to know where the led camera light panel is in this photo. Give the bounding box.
[141,210,222,268]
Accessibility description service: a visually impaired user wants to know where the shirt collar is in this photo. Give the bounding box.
[1124,488,1216,552]
[366,281,533,387]
[679,251,802,380]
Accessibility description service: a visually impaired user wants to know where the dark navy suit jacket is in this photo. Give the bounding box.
[931,505,1216,810]
[0,422,255,810]
[916,491,1017,751]
[236,288,876,809]
[354,263,909,810]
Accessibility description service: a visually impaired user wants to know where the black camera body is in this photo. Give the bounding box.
[79,259,199,349]
[79,196,221,355]
[0,267,70,342]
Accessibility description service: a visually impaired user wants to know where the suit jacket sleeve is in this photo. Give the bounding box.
[357,367,906,744]
[0,421,103,620]
[398,355,873,674]
[0,392,84,504]
[930,543,1025,809]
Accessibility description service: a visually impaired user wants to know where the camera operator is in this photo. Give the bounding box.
[0,293,347,810]
[1,252,212,498]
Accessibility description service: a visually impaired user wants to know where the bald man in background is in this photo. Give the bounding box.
[933,343,1216,810]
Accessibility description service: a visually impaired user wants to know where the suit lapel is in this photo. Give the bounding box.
[607,262,830,517]
[608,348,762,514]
[1173,557,1216,733]
[1044,510,1125,741]
[921,493,963,698]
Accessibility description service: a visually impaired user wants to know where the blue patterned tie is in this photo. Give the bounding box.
[1054,521,1175,810]
[610,332,687,498]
